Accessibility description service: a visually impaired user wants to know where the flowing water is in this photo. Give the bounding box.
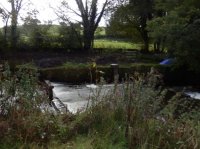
[185,91,200,100]
[51,82,200,113]
[51,82,117,113]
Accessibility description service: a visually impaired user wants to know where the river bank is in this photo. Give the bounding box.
[1,66,200,148]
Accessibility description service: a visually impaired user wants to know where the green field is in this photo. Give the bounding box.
[94,39,139,49]
[94,39,154,51]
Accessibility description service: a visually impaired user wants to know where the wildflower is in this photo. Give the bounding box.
[41,132,46,139]
[99,71,105,74]
[92,62,96,68]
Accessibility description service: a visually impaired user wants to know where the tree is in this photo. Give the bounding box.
[57,0,109,52]
[107,0,154,52]
[148,0,200,72]
[0,7,10,47]
[9,0,23,49]
[58,22,82,49]
[22,9,42,48]
[129,0,154,52]
[106,5,141,40]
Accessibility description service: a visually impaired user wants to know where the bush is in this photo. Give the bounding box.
[0,63,72,147]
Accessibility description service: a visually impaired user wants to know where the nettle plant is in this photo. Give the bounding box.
[0,63,61,145]
[0,63,47,116]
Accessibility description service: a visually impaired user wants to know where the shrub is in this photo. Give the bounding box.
[0,63,67,147]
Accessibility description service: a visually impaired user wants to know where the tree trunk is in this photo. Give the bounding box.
[11,24,17,49]
[83,29,94,52]
[140,13,151,53]
[11,9,18,49]
[10,0,20,49]
[154,38,161,53]
[141,29,149,53]
[3,18,9,47]
[83,37,92,51]
[161,38,166,52]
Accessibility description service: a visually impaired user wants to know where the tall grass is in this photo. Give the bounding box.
[69,70,200,148]
[0,63,75,148]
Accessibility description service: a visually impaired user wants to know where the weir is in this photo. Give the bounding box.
[51,82,123,113]
[49,81,200,114]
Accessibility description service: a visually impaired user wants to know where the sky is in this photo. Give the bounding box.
[0,0,106,27]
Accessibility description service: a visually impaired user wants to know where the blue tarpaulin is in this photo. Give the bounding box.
[159,58,175,65]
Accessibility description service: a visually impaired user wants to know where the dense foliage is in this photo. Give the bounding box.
[106,0,200,71]
[148,0,200,72]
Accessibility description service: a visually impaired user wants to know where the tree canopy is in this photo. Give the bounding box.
[148,0,200,72]
[56,0,109,52]
[107,0,154,52]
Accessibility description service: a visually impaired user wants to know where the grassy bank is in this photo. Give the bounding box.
[39,62,200,86]
[39,63,162,83]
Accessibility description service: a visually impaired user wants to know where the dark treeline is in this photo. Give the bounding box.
[0,23,82,52]
[0,0,200,72]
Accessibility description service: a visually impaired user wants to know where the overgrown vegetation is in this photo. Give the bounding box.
[1,63,200,148]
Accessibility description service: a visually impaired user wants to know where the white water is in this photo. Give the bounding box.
[51,82,116,113]
[51,82,200,113]
[185,92,200,100]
